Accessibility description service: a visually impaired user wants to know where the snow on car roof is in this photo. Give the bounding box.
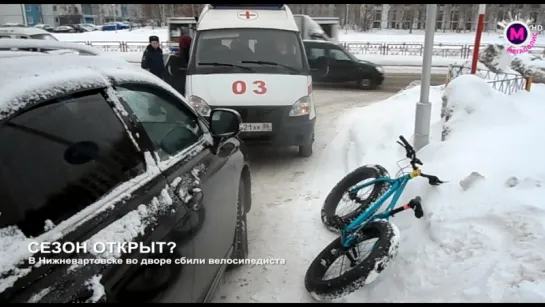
[0,53,186,121]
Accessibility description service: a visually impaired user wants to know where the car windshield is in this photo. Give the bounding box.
[191,28,307,75]
[30,33,58,40]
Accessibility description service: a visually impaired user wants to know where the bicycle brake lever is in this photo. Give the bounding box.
[427,175,445,186]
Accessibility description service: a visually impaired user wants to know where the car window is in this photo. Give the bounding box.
[0,90,145,238]
[328,48,351,61]
[115,84,203,160]
[307,47,326,60]
[30,33,58,40]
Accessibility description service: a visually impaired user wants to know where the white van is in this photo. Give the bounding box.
[186,4,316,157]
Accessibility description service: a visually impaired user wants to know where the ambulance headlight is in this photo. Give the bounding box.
[188,95,211,117]
[289,96,311,117]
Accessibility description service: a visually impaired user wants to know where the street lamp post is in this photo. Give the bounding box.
[413,4,437,151]
[470,4,487,74]
[112,4,117,33]
[345,4,349,34]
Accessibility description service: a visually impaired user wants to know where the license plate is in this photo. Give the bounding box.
[240,123,272,132]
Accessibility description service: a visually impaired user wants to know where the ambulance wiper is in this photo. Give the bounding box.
[241,60,300,74]
[198,62,255,72]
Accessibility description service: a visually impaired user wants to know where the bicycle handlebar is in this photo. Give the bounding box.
[396,135,446,185]
[397,135,422,170]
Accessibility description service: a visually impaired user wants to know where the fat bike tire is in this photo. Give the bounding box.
[304,220,400,301]
[321,164,390,232]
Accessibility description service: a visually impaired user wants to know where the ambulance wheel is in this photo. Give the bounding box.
[299,135,314,158]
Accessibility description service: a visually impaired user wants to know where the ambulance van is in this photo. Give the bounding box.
[186,4,316,157]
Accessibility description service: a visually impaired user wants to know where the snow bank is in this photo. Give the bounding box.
[314,75,545,302]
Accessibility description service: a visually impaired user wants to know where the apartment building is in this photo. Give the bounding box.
[370,4,544,32]
[96,4,144,23]
[0,4,43,26]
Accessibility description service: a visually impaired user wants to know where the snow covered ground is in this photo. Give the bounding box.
[215,75,545,302]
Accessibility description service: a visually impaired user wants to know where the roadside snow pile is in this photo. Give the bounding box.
[316,75,545,302]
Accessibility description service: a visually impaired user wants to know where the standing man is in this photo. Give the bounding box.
[141,35,164,79]
[164,35,192,96]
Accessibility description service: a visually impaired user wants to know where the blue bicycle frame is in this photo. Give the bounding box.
[341,173,413,248]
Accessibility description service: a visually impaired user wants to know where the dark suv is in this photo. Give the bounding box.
[303,40,385,90]
[0,50,252,303]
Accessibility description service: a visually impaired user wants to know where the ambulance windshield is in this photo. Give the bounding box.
[191,28,307,75]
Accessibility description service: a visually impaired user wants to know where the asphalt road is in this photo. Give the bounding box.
[381,66,447,92]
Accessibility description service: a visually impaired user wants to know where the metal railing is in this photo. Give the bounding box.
[447,64,528,95]
[65,40,545,58]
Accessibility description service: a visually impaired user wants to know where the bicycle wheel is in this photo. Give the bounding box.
[304,220,400,301]
[321,164,390,232]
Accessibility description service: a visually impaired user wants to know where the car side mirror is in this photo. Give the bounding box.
[209,108,242,138]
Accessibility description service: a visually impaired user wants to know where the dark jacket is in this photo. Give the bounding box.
[164,36,191,96]
[141,45,164,78]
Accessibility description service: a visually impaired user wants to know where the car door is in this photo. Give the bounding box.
[0,88,191,303]
[113,82,242,302]
[325,46,360,82]
[305,43,330,82]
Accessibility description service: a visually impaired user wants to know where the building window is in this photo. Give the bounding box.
[74,7,79,14]
[27,16,33,25]
[530,12,538,23]
[25,5,31,12]
[374,10,382,22]
[516,4,524,9]
[37,5,40,12]
[531,4,540,9]
[450,10,460,30]
[53,5,56,11]
[373,21,381,29]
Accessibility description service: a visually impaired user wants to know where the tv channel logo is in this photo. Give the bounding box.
[504,21,541,55]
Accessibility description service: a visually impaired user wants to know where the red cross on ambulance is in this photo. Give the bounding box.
[237,11,258,20]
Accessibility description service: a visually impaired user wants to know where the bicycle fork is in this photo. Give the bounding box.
[388,196,424,219]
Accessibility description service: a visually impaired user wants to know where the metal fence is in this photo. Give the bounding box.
[447,64,528,95]
[67,40,545,58]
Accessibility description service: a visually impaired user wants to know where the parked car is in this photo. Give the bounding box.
[303,40,385,90]
[53,25,87,33]
[102,22,129,31]
[0,27,58,41]
[2,22,26,27]
[34,24,55,32]
[78,23,99,31]
[0,39,252,303]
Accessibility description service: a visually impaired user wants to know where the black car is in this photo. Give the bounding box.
[53,25,86,33]
[0,51,252,303]
[303,40,385,90]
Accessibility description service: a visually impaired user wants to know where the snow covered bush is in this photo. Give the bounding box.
[440,74,515,141]
[478,44,512,73]
[511,53,545,84]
